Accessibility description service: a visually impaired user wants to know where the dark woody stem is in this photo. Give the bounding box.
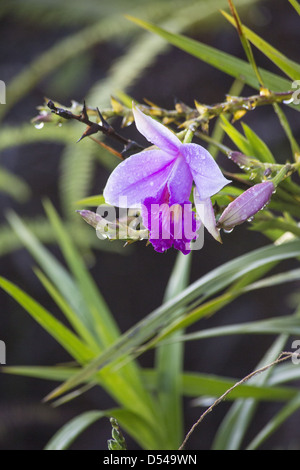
[47,100,144,157]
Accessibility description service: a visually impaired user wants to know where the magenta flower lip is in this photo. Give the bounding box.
[103,104,230,253]
[217,181,275,231]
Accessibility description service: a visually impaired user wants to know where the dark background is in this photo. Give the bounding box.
[1,0,300,450]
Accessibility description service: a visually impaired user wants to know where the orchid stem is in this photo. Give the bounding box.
[183,129,195,144]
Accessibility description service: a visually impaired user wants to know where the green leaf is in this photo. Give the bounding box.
[289,0,300,15]
[4,364,296,403]
[43,200,119,348]
[3,365,78,382]
[173,314,300,343]
[34,268,100,353]
[126,16,295,98]
[155,252,192,449]
[241,122,275,163]
[246,394,300,450]
[45,239,300,402]
[6,210,161,442]
[6,211,103,347]
[0,167,31,201]
[273,103,300,157]
[44,410,106,450]
[222,10,300,80]
[222,2,263,87]
[220,115,275,162]
[0,277,94,363]
[75,195,106,207]
[142,369,296,403]
[212,335,288,449]
[208,78,245,159]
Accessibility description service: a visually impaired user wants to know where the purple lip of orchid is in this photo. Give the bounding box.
[217,181,275,231]
[103,103,230,253]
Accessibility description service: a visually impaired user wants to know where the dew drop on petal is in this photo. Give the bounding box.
[34,122,44,130]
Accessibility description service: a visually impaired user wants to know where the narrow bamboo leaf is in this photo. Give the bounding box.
[34,268,100,353]
[289,0,300,15]
[241,123,275,163]
[75,195,106,207]
[3,365,78,382]
[221,115,275,163]
[44,239,300,402]
[0,277,94,364]
[212,335,288,449]
[220,116,253,155]
[269,363,300,386]
[7,211,102,345]
[45,410,106,450]
[7,210,160,438]
[126,16,295,99]
[222,10,300,80]
[43,201,160,418]
[142,369,296,402]
[43,200,119,347]
[0,167,31,201]
[273,103,300,157]
[246,394,300,450]
[224,2,263,87]
[156,252,192,449]
[208,78,245,158]
[152,266,300,342]
[4,364,296,403]
[173,315,300,343]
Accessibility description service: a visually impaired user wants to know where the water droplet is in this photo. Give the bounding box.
[34,122,44,130]
[283,97,294,105]
[223,227,234,233]
[247,216,254,222]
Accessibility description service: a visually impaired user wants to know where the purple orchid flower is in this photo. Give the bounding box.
[103,104,230,253]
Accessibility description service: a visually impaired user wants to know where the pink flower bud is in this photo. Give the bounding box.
[217,181,274,231]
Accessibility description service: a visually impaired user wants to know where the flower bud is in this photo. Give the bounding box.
[228,151,259,169]
[76,210,101,228]
[217,181,274,231]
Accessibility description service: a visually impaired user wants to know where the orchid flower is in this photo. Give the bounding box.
[103,104,230,253]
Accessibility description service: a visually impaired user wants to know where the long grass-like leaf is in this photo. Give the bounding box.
[222,10,300,80]
[126,16,295,100]
[44,239,300,402]
[246,394,300,450]
[0,167,31,201]
[212,335,288,449]
[44,410,107,450]
[289,0,300,15]
[0,277,94,363]
[155,252,192,449]
[5,365,296,403]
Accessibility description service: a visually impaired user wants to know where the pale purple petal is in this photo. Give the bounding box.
[133,105,181,156]
[181,143,230,200]
[103,149,176,207]
[167,156,193,204]
[194,189,222,243]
